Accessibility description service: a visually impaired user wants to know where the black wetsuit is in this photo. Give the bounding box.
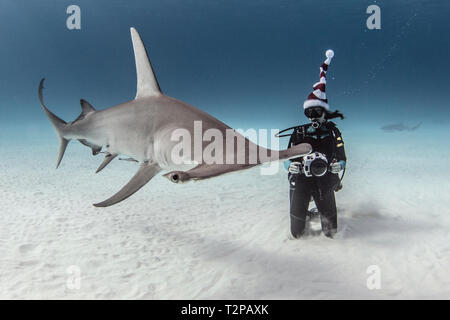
[287,121,346,238]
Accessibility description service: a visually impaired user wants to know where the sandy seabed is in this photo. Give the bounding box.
[0,126,449,299]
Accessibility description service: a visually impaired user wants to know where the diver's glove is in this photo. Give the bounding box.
[330,160,346,174]
[288,161,302,174]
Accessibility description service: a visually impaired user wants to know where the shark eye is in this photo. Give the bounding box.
[171,174,179,183]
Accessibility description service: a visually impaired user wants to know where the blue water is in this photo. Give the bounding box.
[0,0,449,141]
[1,2,450,299]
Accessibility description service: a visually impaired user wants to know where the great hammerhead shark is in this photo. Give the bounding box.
[39,28,311,207]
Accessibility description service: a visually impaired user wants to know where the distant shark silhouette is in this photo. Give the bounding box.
[381,122,422,132]
[39,28,311,207]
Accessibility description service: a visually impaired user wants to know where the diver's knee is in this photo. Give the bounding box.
[290,214,306,238]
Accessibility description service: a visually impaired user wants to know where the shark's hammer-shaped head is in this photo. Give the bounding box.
[163,171,191,184]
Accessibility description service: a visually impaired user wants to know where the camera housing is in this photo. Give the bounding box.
[302,152,328,177]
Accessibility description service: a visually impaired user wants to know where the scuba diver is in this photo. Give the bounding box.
[283,49,346,239]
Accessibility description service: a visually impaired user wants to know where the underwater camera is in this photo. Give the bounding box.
[302,152,328,177]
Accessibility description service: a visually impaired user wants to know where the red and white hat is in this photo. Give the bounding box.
[303,49,334,111]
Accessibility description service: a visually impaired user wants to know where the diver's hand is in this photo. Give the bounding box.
[288,162,302,174]
[330,160,345,174]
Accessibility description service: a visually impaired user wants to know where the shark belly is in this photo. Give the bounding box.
[100,112,155,162]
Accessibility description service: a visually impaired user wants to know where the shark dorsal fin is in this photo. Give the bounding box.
[80,99,96,115]
[130,27,161,99]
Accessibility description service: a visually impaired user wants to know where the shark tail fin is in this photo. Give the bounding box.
[38,78,70,168]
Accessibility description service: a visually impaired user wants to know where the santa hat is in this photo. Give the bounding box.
[303,49,334,111]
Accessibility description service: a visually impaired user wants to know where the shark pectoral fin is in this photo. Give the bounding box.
[130,27,162,99]
[95,153,118,174]
[93,162,161,207]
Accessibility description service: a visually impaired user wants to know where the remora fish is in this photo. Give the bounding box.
[39,28,311,207]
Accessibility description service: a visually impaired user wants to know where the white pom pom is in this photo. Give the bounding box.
[326,49,334,59]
